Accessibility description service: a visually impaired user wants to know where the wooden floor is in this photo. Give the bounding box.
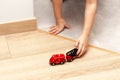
[0,30,120,80]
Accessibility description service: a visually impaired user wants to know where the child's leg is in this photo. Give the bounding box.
[49,0,71,35]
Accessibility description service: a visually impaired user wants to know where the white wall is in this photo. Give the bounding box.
[0,0,34,23]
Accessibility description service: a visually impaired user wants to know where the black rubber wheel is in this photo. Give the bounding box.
[67,59,73,62]
[51,63,55,66]
[60,62,64,65]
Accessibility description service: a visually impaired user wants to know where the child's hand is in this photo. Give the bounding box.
[75,34,89,57]
[49,19,71,35]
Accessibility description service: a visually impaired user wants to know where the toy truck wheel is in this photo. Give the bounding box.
[51,63,55,66]
[67,59,73,62]
[60,62,64,64]
[70,59,73,62]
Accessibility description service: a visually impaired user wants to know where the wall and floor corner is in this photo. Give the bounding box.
[34,0,120,52]
[0,0,37,35]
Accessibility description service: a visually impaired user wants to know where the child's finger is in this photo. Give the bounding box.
[50,26,56,29]
[77,46,85,57]
[49,29,58,34]
[54,30,61,35]
[49,27,57,32]
[77,44,82,56]
[75,41,79,48]
[65,24,71,29]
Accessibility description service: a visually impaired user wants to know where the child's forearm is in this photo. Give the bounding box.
[82,0,97,37]
[52,0,63,21]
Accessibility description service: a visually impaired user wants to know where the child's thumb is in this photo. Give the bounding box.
[75,41,79,48]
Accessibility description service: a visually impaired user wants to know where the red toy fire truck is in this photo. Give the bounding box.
[49,54,66,66]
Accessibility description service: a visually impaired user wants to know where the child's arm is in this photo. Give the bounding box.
[76,0,97,57]
[52,0,63,21]
[82,0,97,37]
[49,0,71,34]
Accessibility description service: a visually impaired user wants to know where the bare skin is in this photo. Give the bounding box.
[49,19,71,34]
[49,0,71,34]
[49,0,97,57]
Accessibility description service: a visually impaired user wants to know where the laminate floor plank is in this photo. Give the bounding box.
[0,30,119,80]
[0,36,11,60]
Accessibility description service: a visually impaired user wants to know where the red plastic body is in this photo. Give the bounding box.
[49,54,66,66]
[66,55,77,62]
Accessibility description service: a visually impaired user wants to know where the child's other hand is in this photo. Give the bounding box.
[49,19,71,35]
[75,35,89,57]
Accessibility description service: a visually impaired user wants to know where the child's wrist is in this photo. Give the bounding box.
[56,18,65,23]
[81,32,90,39]
[56,18,64,21]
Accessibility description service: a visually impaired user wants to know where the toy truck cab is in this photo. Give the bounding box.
[49,54,66,66]
[66,48,78,62]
